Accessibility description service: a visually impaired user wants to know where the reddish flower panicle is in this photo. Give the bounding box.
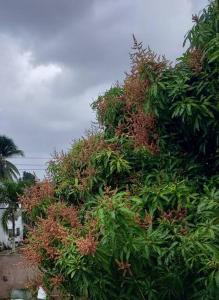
[115,260,132,277]
[76,234,98,256]
[20,180,54,212]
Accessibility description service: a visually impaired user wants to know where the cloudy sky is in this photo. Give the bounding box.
[0,0,208,178]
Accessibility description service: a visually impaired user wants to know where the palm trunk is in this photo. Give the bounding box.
[11,209,16,253]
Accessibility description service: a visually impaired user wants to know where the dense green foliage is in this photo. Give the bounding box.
[24,2,219,299]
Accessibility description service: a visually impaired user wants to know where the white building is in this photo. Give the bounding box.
[0,203,23,249]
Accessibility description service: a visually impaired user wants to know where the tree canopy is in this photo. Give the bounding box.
[22,1,219,299]
[0,135,23,180]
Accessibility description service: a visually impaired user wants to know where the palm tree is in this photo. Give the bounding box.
[0,173,36,252]
[0,181,25,252]
[0,136,24,180]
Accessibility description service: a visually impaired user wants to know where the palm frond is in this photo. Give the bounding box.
[1,209,10,232]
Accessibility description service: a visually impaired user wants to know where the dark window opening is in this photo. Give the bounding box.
[16,228,20,236]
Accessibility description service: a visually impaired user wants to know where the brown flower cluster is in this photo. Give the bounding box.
[22,242,43,265]
[20,180,54,212]
[124,35,168,107]
[161,208,187,223]
[74,167,97,193]
[76,234,98,256]
[187,48,203,73]
[36,217,68,259]
[116,109,159,153]
[115,260,132,277]
[134,212,153,229]
[115,38,166,151]
[50,274,64,286]
[69,134,117,167]
[54,134,120,198]
[95,93,123,127]
[23,203,80,265]
[47,202,80,228]
[95,37,167,153]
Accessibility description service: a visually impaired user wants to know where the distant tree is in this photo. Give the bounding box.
[21,171,36,185]
[0,136,23,180]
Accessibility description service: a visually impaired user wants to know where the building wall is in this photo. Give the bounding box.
[0,204,23,248]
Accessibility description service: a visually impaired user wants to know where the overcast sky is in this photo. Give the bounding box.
[0,0,208,178]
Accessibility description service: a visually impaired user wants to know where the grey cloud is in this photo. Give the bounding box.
[0,0,94,38]
[0,0,209,178]
[191,0,211,12]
